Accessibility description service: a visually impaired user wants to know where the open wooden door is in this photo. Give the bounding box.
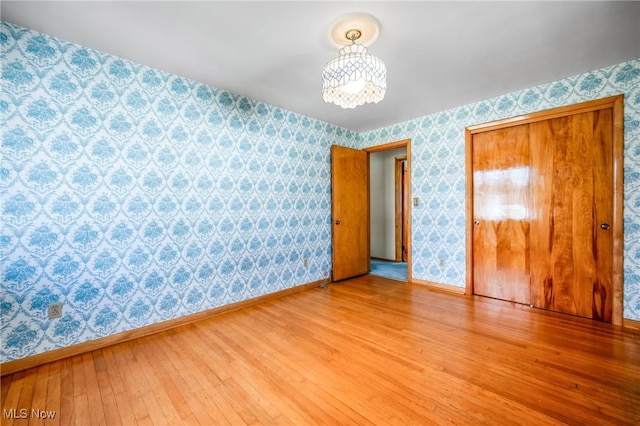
[402,159,410,263]
[395,157,409,262]
[331,145,369,281]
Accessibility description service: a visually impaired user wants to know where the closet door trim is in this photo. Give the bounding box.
[465,95,624,325]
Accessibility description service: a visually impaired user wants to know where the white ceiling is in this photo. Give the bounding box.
[2,1,639,132]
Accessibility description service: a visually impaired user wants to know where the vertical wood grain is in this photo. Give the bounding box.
[611,95,624,326]
[529,110,613,321]
[403,159,410,263]
[472,124,530,304]
[43,361,61,426]
[548,116,576,316]
[529,117,555,311]
[394,157,405,261]
[394,156,410,263]
[91,350,122,426]
[466,129,474,296]
[57,359,73,425]
[590,109,614,321]
[331,145,370,281]
[467,95,622,324]
[28,364,50,426]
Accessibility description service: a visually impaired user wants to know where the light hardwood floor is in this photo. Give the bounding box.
[2,275,639,425]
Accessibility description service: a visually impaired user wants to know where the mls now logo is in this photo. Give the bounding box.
[3,408,57,419]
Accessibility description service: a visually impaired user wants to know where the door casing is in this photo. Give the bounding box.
[365,139,412,282]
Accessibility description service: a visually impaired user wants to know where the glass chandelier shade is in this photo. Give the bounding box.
[322,43,387,109]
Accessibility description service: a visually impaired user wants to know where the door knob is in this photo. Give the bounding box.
[600,223,610,230]
[335,220,341,225]
[473,220,480,226]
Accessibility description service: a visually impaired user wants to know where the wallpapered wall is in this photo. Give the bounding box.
[358,58,640,321]
[0,22,359,363]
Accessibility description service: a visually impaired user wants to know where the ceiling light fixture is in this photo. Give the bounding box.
[322,13,386,109]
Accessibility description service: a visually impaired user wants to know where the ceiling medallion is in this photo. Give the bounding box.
[322,13,386,109]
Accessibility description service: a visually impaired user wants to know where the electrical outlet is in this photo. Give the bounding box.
[439,259,445,267]
[303,258,308,268]
[48,302,62,319]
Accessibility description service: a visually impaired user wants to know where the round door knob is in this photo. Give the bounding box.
[600,223,610,230]
[335,220,341,225]
[473,220,480,226]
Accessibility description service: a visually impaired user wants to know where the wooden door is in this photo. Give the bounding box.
[467,96,622,324]
[395,157,409,262]
[331,145,370,281]
[529,109,613,321]
[402,160,410,263]
[472,124,531,304]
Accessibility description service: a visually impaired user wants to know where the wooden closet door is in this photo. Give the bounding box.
[472,125,530,304]
[529,109,613,321]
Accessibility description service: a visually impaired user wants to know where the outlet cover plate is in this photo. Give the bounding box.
[48,302,62,319]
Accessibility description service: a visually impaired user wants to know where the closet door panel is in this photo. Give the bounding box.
[590,108,614,321]
[529,110,613,320]
[529,118,555,311]
[472,125,530,304]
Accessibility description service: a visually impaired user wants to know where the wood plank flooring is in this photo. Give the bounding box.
[2,275,639,425]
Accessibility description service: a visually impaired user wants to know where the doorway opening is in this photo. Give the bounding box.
[366,140,411,282]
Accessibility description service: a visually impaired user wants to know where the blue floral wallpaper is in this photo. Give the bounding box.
[358,58,640,321]
[0,22,359,362]
[2,21,639,364]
